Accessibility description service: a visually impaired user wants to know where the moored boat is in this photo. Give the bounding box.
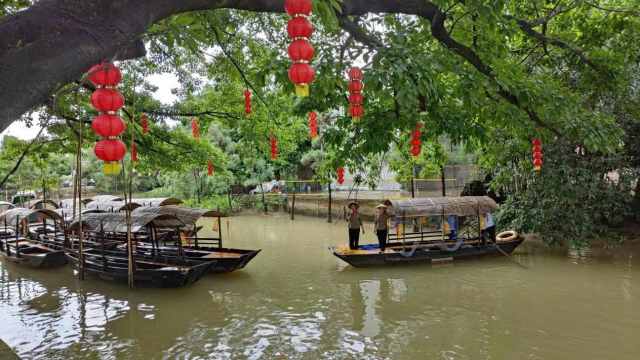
[332,196,524,267]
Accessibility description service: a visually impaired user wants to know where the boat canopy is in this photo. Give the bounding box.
[67,212,185,233]
[132,205,225,225]
[131,197,183,207]
[27,199,60,210]
[91,195,124,202]
[86,200,141,212]
[59,198,93,209]
[0,201,15,212]
[386,196,498,217]
[0,207,63,226]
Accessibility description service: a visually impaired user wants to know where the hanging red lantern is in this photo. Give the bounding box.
[349,104,365,121]
[87,62,122,87]
[287,17,313,39]
[410,123,422,157]
[348,67,363,81]
[309,111,318,139]
[285,0,315,97]
[91,114,125,138]
[208,160,214,176]
[94,139,126,162]
[192,118,200,140]
[288,39,314,63]
[131,143,138,162]
[348,80,363,93]
[90,88,124,113]
[532,138,543,172]
[348,93,363,105]
[270,135,279,160]
[244,89,252,115]
[337,167,345,185]
[140,113,149,134]
[285,0,312,16]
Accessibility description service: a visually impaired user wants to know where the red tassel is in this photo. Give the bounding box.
[207,160,214,176]
[140,114,149,134]
[131,143,138,162]
[309,111,318,139]
[244,89,252,115]
[191,118,200,140]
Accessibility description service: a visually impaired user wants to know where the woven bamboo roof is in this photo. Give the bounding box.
[27,199,60,210]
[67,212,185,233]
[59,198,93,209]
[0,201,15,212]
[0,207,63,226]
[132,205,224,225]
[86,200,141,212]
[386,196,498,217]
[131,197,183,207]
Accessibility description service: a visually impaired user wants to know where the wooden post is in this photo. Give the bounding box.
[327,182,333,223]
[478,204,484,246]
[78,124,84,281]
[14,216,20,258]
[259,183,267,214]
[217,214,223,248]
[411,176,415,198]
[227,190,232,212]
[3,217,8,255]
[290,185,296,221]
[440,165,446,197]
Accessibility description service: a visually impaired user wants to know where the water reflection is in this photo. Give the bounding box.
[0,214,639,359]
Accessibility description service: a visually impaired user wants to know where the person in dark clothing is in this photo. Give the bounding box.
[346,202,364,250]
[374,204,390,252]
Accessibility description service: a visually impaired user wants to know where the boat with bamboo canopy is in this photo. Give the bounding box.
[65,212,213,287]
[0,208,67,268]
[331,196,523,267]
[130,206,261,273]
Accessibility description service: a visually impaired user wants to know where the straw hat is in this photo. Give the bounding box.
[348,202,359,209]
[376,204,387,209]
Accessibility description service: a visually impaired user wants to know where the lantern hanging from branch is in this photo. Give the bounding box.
[309,111,318,139]
[192,118,200,140]
[270,135,279,160]
[410,123,422,157]
[285,0,315,97]
[347,67,364,121]
[140,113,149,134]
[337,167,345,185]
[87,61,126,175]
[532,138,543,172]
[208,160,214,176]
[244,89,252,115]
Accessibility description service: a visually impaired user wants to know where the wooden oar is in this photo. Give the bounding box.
[495,243,528,269]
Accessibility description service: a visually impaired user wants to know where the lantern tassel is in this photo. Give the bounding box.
[295,84,310,97]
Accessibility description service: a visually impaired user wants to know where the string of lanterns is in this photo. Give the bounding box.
[87,62,127,175]
[244,89,252,115]
[337,167,345,185]
[309,111,318,139]
[140,113,149,134]
[286,0,315,97]
[532,138,543,172]
[410,123,422,157]
[348,67,364,121]
[270,135,279,160]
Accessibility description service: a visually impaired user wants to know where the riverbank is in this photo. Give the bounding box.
[0,339,19,359]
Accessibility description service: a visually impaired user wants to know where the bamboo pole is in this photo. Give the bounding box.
[327,182,332,223]
[290,185,296,221]
[77,119,84,280]
[124,114,135,289]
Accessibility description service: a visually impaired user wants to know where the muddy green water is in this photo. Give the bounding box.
[1,214,639,359]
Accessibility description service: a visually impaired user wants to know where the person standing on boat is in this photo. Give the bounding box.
[374,204,391,252]
[346,202,364,250]
[481,212,496,242]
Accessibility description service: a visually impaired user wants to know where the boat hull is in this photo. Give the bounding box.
[1,250,67,268]
[332,238,524,267]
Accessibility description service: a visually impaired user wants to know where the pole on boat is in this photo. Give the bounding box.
[14,216,20,258]
[440,165,446,197]
[327,182,332,223]
[77,117,85,280]
[290,183,296,221]
[124,112,136,289]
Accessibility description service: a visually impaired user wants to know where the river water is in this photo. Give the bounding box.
[1,213,639,359]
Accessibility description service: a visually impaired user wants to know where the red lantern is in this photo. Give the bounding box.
[284,0,312,17]
[91,114,126,138]
[348,93,363,105]
[337,167,345,185]
[349,104,365,120]
[288,63,315,97]
[244,89,252,115]
[208,160,214,176]
[348,67,363,81]
[140,114,149,134]
[309,111,318,139]
[131,143,138,162]
[288,39,314,63]
[410,123,422,157]
[287,17,313,39]
[348,81,363,93]
[192,118,200,140]
[94,139,126,162]
[87,62,122,87]
[270,135,278,160]
[90,88,124,113]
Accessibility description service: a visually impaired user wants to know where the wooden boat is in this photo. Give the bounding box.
[332,196,524,267]
[66,211,215,287]
[0,208,67,268]
[131,206,261,273]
